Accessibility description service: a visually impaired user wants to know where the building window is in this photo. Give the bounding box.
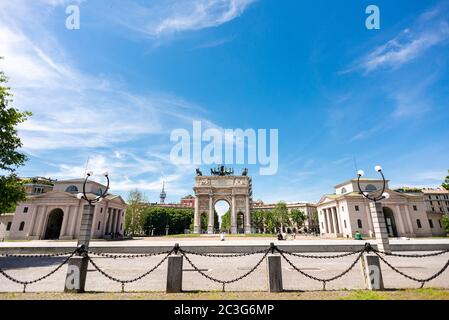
[341,206,344,212]
[100,207,103,213]
[357,219,363,228]
[341,187,347,194]
[6,222,12,231]
[365,184,377,192]
[416,219,422,229]
[432,207,435,212]
[19,221,25,231]
[429,219,434,228]
[120,223,123,230]
[97,221,101,230]
[430,201,433,206]
[355,205,359,211]
[413,205,417,211]
[321,222,324,229]
[23,207,29,213]
[65,185,79,193]
[438,220,442,228]
[344,220,347,228]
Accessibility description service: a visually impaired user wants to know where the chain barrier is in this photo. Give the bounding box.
[276,246,366,290]
[0,251,76,258]
[374,249,449,258]
[373,251,449,288]
[87,249,173,292]
[87,250,172,259]
[180,248,270,292]
[1,243,449,292]
[0,247,81,293]
[179,249,268,258]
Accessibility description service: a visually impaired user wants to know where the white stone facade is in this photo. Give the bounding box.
[6,179,127,240]
[317,179,446,239]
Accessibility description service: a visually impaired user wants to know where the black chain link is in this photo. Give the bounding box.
[87,249,173,291]
[374,249,449,258]
[373,251,449,288]
[179,249,268,258]
[277,249,361,259]
[0,248,79,293]
[276,247,365,290]
[87,250,172,259]
[180,248,270,292]
[0,251,76,258]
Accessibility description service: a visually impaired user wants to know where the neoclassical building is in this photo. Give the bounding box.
[317,178,447,239]
[4,178,127,240]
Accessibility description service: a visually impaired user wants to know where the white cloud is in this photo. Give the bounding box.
[361,24,449,73]
[108,0,256,38]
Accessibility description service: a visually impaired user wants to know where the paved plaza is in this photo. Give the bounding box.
[1,237,449,293]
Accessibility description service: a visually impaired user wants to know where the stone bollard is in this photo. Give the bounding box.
[360,253,384,290]
[64,255,88,293]
[166,254,183,293]
[267,254,283,292]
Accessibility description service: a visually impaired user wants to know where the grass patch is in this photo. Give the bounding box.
[2,289,449,300]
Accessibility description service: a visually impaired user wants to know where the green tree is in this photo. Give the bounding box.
[125,189,145,236]
[220,210,230,232]
[441,215,449,234]
[0,60,31,214]
[141,206,194,235]
[443,170,449,191]
[290,209,306,229]
[273,202,289,231]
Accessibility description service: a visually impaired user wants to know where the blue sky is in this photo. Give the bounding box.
[1,0,448,205]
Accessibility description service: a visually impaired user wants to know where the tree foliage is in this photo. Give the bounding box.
[443,170,449,191]
[124,189,146,235]
[290,209,306,228]
[140,206,194,235]
[442,215,449,234]
[0,60,31,214]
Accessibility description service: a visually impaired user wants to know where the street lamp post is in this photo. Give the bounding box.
[356,165,391,253]
[64,171,110,292]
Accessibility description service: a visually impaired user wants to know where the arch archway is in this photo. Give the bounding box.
[382,207,398,237]
[44,208,64,240]
[214,200,230,232]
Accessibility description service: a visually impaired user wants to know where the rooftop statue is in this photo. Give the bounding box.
[211,165,234,176]
[242,168,248,176]
[196,168,203,176]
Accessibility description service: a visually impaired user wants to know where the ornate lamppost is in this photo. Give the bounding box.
[356,165,391,253]
[64,171,110,292]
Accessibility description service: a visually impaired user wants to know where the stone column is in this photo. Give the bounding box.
[207,195,214,234]
[116,210,122,234]
[323,210,329,233]
[101,203,110,236]
[231,195,237,234]
[37,206,48,239]
[328,209,335,234]
[244,196,251,234]
[60,206,70,238]
[403,205,414,236]
[332,207,340,234]
[193,196,200,234]
[395,205,407,235]
[70,204,83,238]
[365,204,374,237]
[369,202,391,253]
[27,205,39,237]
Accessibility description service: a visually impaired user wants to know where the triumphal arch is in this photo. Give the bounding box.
[193,166,253,234]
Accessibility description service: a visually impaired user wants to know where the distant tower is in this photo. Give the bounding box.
[160,181,167,204]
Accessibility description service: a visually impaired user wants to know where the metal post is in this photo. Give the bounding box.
[64,172,109,293]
